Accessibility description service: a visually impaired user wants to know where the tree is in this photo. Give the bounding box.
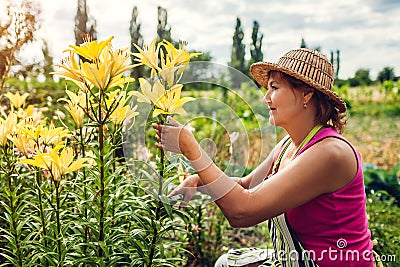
[330,49,341,79]
[229,17,246,88]
[377,66,395,83]
[300,37,307,48]
[300,38,321,51]
[74,0,97,50]
[336,50,340,79]
[181,51,214,91]
[157,6,172,43]
[41,39,54,79]
[248,20,263,68]
[349,68,372,87]
[0,0,41,92]
[129,6,144,82]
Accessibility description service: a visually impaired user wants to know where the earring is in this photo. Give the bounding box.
[303,103,307,108]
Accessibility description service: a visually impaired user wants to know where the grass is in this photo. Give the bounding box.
[345,114,400,170]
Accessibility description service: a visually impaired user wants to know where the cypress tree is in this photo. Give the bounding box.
[300,37,307,48]
[74,0,97,62]
[249,20,264,68]
[157,6,172,43]
[336,49,340,79]
[129,6,144,81]
[229,17,246,88]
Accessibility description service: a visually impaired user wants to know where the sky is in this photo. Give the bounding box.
[17,0,400,79]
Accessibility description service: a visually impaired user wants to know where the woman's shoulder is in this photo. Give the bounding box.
[315,137,354,158]
[310,127,356,158]
[301,135,358,192]
[300,127,353,153]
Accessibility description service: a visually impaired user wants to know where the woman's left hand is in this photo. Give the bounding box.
[152,116,201,160]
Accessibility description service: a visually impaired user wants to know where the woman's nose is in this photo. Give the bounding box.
[262,92,271,105]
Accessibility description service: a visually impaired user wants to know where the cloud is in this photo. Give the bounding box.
[366,0,400,12]
[18,0,400,79]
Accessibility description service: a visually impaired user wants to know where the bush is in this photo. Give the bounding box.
[366,193,400,266]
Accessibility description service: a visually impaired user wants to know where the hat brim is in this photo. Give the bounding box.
[250,62,347,113]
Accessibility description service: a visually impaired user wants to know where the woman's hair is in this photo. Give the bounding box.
[269,71,347,133]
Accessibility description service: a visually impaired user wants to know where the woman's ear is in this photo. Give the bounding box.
[303,88,315,104]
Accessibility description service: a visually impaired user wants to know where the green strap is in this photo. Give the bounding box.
[292,124,323,159]
[269,125,323,267]
[272,125,323,172]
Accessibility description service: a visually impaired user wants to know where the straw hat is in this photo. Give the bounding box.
[250,48,347,113]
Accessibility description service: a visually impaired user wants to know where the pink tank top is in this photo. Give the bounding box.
[285,127,374,267]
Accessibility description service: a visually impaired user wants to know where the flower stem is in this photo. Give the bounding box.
[2,145,23,266]
[148,116,167,267]
[79,127,89,256]
[7,175,23,266]
[54,180,62,265]
[35,171,49,266]
[97,102,105,258]
[148,203,160,267]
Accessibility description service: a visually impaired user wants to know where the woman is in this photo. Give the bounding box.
[152,48,375,266]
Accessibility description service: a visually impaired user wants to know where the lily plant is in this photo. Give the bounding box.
[131,38,200,267]
[52,34,139,260]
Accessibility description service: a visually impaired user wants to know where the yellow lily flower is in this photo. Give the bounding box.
[80,61,133,91]
[67,36,114,62]
[65,105,85,128]
[132,38,162,77]
[21,121,44,143]
[108,75,135,89]
[19,146,89,181]
[130,78,164,105]
[19,153,51,171]
[55,37,134,92]
[62,90,87,128]
[105,89,130,111]
[153,83,195,117]
[18,105,44,125]
[158,66,179,87]
[47,146,89,181]
[52,51,85,85]
[105,89,122,107]
[106,89,138,124]
[4,91,30,109]
[0,112,17,146]
[81,61,112,91]
[64,89,87,107]
[161,40,201,73]
[131,78,194,117]
[39,124,69,146]
[110,104,138,125]
[21,122,68,147]
[8,131,35,156]
[103,47,135,77]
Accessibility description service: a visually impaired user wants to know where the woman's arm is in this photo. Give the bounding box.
[158,117,279,197]
[189,138,356,228]
[239,139,284,189]
[153,118,357,228]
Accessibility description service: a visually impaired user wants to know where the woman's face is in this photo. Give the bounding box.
[262,73,305,127]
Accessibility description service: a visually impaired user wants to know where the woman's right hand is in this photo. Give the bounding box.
[169,174,203,207]
[152,116,201,161]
